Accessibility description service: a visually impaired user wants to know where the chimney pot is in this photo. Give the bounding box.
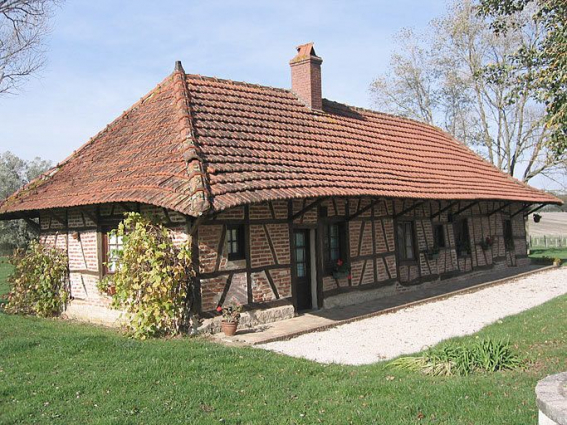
[289,43,323,110]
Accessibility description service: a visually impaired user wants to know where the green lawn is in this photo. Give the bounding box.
[529,247,567,260]
[1,262,566,424]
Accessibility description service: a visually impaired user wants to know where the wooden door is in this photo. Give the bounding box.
[294,229,312,311]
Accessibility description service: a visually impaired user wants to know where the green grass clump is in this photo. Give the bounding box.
[390,338,522,376]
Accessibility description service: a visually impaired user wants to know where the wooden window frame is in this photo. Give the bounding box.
[454,218,471,258]
[227,224,246,261]
[396,220,417,263]
[322,220,347,275]
[101,226,123,276]
[433,223,446,248]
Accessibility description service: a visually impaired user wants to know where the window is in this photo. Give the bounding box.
[397,221,416,261]
[454,219,471,257]
[102,229,123,275]
[503,219,514,251]
[323,222,345,273]
[433,224,446,248]
[227,224,245,261]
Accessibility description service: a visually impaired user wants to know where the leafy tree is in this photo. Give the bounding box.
[0,151,51,254]
[370,0,565,184]
[0,0,61,94]
[478,0,566,154]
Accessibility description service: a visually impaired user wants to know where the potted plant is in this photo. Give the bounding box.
[553,258,561,267]
[533,213,542,223]
[427,245,440,260]
[479,236,494,251]
[332,258,350,280]
[217,303,242,336]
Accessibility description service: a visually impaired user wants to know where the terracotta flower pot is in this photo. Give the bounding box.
[107,286,116,296]
[221,321,238,336]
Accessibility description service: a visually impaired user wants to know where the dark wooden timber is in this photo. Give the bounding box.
[453,201,479,217]
[393,200,425,219]
[291,197,328,221]
[488,201,512,216]
[347,198,381,221]
[23,217,40,231]
[524,204,546,218]
[510,203,532,218]
[430,201,459,220]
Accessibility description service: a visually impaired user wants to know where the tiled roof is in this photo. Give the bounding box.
[0,67,560,218]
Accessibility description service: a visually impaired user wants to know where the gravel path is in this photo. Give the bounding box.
[259,268,567,365]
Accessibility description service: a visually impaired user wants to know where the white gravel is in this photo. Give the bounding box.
[259,268,567,365]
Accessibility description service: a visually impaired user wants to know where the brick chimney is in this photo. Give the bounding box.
[289,42,323,110]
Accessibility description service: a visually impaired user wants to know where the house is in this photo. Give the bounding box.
[0,43,560,329]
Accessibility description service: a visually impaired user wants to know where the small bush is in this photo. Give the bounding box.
[98,213,195,339]
[5,241,69,317]
[390,338,522,376]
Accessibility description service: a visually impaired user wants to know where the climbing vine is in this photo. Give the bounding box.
[98,213,195,339]
[6,241,69,317]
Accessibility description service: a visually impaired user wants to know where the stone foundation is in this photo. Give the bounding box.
[200,304,295,334]
[63,300,124,327]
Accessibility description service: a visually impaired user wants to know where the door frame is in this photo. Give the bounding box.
[291,226,319,312]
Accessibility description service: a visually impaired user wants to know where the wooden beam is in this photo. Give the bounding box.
[188,216,204,236]
[524,204,547,218]
[510,203,532,218]
[49,211,67,226]
[393,200,425,219]
[347,198,381,221]
[430,201,459,220]
[291,197,328,221]
[452,201,479,217]
[488,201,512,217]
[23,217,40,232]
[80,208,98,226]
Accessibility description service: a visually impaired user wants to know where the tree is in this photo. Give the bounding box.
[370,0,566,184]
[0,0,60,94]
[478,0,566,155]
[0,151,51,254]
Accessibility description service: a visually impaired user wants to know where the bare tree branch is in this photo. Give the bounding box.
[0,0,60,95]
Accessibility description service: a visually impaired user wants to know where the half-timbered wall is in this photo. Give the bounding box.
[198,201,292,313]
[198,197,530,314]
[39,203,189,310]
[35,196,530,323]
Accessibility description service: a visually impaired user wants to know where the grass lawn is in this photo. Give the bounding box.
[1,263,566,424]
[529,247,567,260]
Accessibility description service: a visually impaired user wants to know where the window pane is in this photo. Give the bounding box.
[296,248,305,262]
[295,232,304,246]
[297,263,305,277]
[331,247,340,262]
[397,223,405,259]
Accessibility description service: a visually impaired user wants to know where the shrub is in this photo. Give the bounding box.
[98,213,195,339]
[5,241,69,317]
[390,338,522,376]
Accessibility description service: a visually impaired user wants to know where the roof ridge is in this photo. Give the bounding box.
[186,73,292,94]
[172,62,211,215]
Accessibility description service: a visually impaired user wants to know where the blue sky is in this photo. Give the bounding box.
[1,0,555,190]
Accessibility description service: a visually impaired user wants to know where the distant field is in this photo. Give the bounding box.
[528,212,567,236]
